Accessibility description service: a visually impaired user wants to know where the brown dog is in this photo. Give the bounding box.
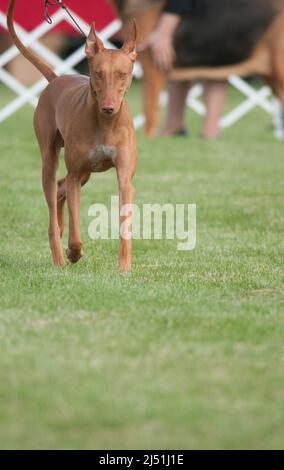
[7,0,138,272]
[112,0,284,136]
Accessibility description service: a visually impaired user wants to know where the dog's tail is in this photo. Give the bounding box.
[7,0,57,82]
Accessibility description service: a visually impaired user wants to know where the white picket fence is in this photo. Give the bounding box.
[0,6,282,135]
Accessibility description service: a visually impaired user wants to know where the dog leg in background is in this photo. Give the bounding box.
[136,3,166,136]
[139,49,166,136]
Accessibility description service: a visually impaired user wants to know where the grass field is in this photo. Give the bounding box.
[0,82,283,450]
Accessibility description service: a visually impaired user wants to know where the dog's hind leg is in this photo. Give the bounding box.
[65,171,91,264]
[57,177,67,238]
[57,173,90,240]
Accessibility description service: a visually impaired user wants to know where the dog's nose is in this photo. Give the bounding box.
[102,106,115,115]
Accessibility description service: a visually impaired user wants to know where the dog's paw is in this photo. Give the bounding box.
[66,248,83,264]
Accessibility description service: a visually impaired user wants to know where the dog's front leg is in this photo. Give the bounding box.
[41,145,65,267]
[66,173,83,263]
[117,165,135,273]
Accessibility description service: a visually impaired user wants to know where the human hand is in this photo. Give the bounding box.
[139,30,175,73]
[138,13,180,73]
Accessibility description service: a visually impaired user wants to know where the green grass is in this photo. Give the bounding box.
[0,82,283,450]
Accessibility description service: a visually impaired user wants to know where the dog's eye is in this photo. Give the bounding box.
[94,72,103,80]
[118,72,127,80]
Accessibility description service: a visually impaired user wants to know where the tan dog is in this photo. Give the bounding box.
[7,0,138,272]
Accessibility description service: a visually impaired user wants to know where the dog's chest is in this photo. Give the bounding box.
[89,145,117,172]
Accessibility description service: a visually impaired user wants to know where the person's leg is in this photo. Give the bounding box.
[162,80,191,135]
[202,80,228,139]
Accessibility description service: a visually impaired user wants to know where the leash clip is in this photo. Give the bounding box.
[44,0,87,38]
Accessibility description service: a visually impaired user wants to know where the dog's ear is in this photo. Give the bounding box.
[122,19,137,62]
[85,22,104,58]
